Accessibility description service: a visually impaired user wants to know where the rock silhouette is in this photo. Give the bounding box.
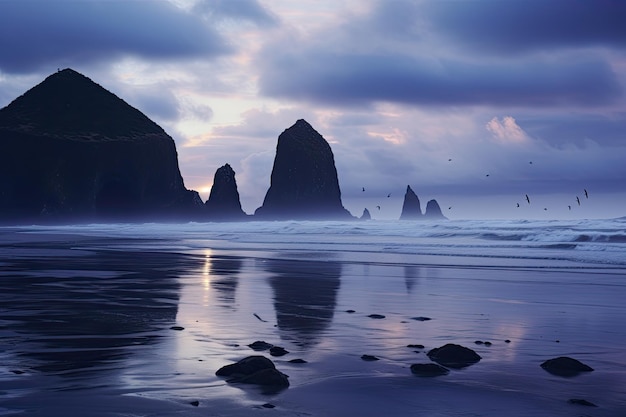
[360,208,371,220]
[399,185,447,220]
[400,185,422,220]
[254,119,353,220]
[205,163,247,220]
[424,199,447,220]
[0,68,202,222]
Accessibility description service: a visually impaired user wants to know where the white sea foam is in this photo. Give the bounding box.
[15,217,626,267]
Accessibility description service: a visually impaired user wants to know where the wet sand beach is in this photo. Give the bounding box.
[1,222,625,416]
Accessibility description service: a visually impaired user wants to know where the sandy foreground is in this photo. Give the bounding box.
[0,227,625,416]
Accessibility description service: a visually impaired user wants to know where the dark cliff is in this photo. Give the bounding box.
[400,185,422,220]
[205,163,247,220]
[0,68,202,222]
[254,119,353,220]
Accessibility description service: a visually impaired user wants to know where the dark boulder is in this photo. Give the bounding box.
[235,368,290,387]
[248,341,273,351]
[427,343,481,369]
[216,355,276,377]
[254,119,353,220]
[410,363,450,377]
[360,208,371,220]
[540,356,594,377]
[0,68,203,222]
[216,355,289,389]
[269,346,289,357]
[205,163,247,220]
[400,185,422,220]
[424,199,447,220]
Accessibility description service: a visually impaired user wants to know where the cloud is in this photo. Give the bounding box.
[425,0,626,55]
[486,116,530,144]
[258,50,621,108]
[193,0,279,27]
[0,0,230,74]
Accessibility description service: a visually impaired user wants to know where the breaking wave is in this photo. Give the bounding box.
[13,217,626,268]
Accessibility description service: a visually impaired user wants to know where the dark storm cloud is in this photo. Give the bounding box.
[259,51,621,107]
[193,0,278,27]
[0,0,230,74]
[425,0,626,54]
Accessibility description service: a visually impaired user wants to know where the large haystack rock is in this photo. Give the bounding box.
[254,119,352,220]
[0,68,202,222]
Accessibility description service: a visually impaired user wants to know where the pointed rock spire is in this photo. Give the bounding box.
[205,164,247,219]
[400,185,422,220]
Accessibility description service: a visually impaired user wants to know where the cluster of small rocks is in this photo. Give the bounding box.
[210,311,598,410]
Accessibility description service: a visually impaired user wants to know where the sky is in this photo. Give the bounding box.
[1,0,625,220]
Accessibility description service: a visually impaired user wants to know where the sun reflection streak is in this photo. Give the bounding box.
[202,249,213,307]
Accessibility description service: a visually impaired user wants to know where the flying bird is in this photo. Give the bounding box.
[362,187,365,192]
[516,203,520,208]
[584,189,588,198]
[387,193,391,198]
[568,205,571,210]
[448,158,452,162]
[485,174,490,177]
[448,206,452,210]
[576,196,580,206]
[376,205,381,210]
[525,194,530,204]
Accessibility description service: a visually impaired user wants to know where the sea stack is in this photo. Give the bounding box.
[205,164,247,220]
[254,119,353,220]
[0,68,202,222]
[360,208,372,220]
[424,199,447,220]
[400,185,422,220]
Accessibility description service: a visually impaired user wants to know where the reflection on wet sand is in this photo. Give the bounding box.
[0,238,202,376]
[404,265,421,293]
[208,255,243,308]
[265,259,341,348]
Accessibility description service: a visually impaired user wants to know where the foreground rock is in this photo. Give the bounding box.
[254,119,353,220]
[216,356,289,390]
[540,356,594,377]
[205,163,247,220]
[427,344,481,369]
[0,68,203,222]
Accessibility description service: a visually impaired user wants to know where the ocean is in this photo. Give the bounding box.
[1,218,625,416]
